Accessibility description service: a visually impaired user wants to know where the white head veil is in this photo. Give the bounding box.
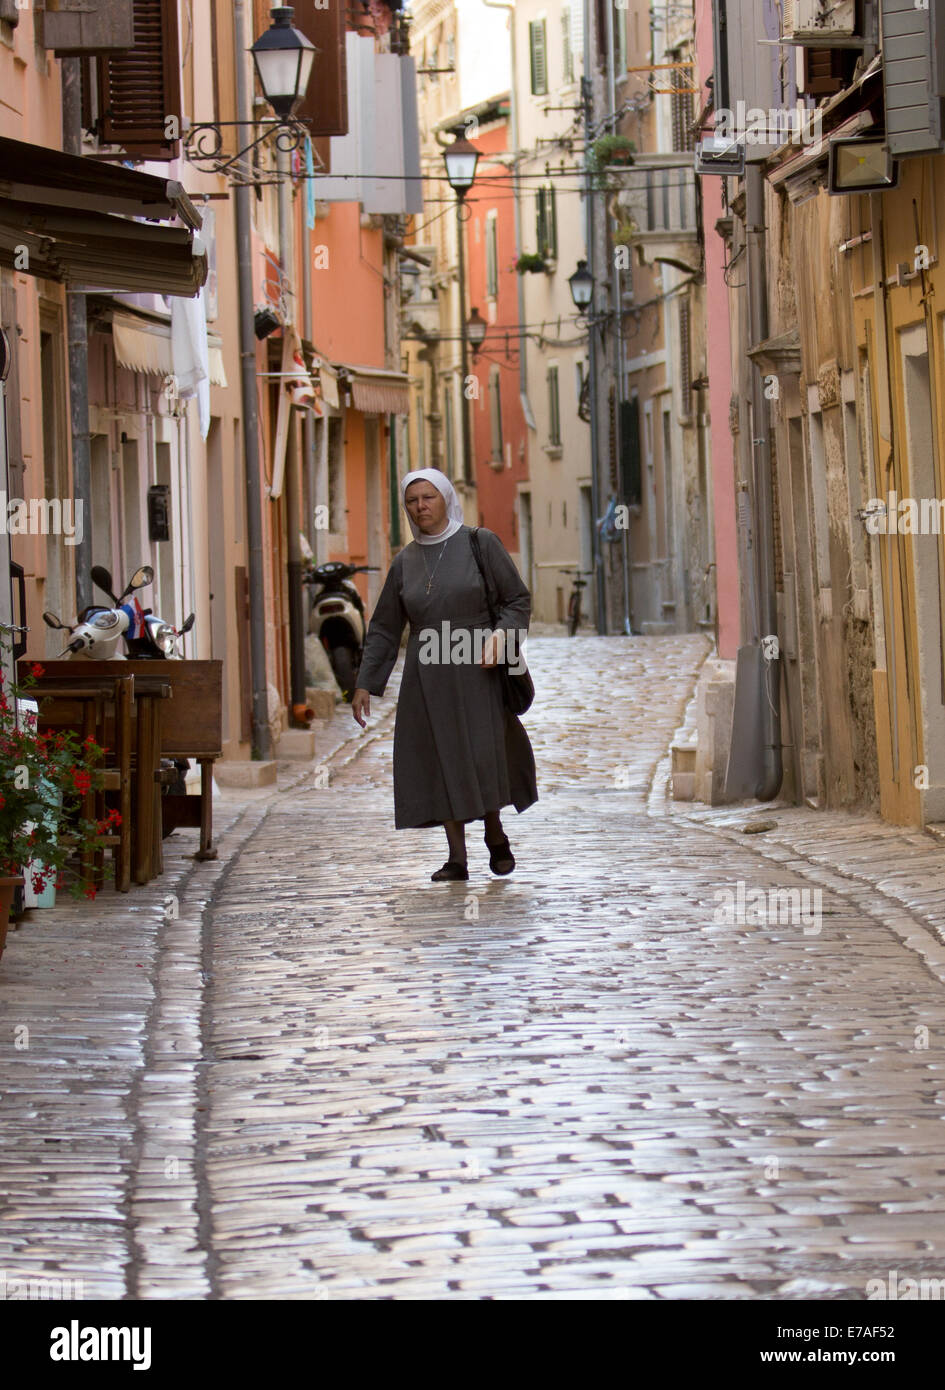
[401,468,465,546]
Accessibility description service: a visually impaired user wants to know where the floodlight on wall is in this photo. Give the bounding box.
[828,138,898,195]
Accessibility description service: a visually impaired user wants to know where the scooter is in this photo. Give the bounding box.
[303,560,378,701]
[43,565,196,793]
[44,566,196,660]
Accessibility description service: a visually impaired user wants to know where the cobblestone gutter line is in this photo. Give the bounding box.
[652,681,945,992]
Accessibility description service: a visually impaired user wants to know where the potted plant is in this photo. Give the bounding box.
[590,134,636,170]
[0,653,115,961]
[515,252,548,274]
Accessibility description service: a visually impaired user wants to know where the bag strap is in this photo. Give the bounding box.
[469,527,498,628]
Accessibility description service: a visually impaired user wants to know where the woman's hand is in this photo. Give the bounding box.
[480,630,505,668]
[351,688,371,727]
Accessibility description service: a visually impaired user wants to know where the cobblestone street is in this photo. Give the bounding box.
[4,633,945,1300]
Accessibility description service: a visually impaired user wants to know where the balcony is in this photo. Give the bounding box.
[613,154,699,267]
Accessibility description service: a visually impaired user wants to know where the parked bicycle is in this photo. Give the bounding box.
[559,569,593,636]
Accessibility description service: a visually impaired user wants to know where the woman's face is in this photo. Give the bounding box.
[405,481,448,535]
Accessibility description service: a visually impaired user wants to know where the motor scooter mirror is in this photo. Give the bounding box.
[43,611,66,630]
[128,566,154,592]
[179,613,196,634]
[90,566,118,602]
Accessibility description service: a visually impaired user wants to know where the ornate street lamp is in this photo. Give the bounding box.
[467,307,487,357]
[186,6,316,174]
[251,7,317,120]
[443,136,480,199]
[568,259,594,312]
[443,135,480,483]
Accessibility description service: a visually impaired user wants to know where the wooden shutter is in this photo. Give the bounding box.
[561,8,572,83]
[619,398,641,506]
[486,213,498,297]
[97,0,181,160]
[235,566,252,743]
[287,0,349,137]
[529,20,547,95]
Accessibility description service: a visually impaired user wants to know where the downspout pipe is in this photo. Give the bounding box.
[62,58,92,615]
[745,162,782,799]
[278,144,309,727]
[234,0,271,759]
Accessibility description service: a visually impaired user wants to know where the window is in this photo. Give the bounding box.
[489,367,503,459]
[536,185,557,259]
[529,18,548,95]
[619,396,642,505]
[671,58,695,153]
[328,417,346,535]
[486,211,498,298]
[562,7,574,83]
[678,297,692,419]
[547,364,561,446]
[614,1,627,74]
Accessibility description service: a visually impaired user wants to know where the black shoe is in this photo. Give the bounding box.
[486,834,515,875]
[431,860,469,881]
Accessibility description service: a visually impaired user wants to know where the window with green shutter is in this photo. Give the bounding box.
[562,7,574,83]
[619,397,641,506]
[536,185,557,259]
[489,367,503,459]
[486,211,498,298]
[529,19,548,96]
[547,365,561,447]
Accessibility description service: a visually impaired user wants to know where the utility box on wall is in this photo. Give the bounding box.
[147,485,170,542]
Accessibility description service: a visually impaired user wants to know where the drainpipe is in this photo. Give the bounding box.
[301,156,316,554]
[234,0,271,758]
[582,25,607,634]
[605,0,631,634]
[61,59,92,614]
[745,162,781,799]
[277,145,311,727]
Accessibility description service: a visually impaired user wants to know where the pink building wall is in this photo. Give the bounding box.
[694,0,739,660]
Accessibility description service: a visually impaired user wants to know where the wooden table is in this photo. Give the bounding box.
[26,660,224,868]
[22,665,169,887]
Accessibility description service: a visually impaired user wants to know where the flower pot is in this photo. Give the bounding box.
[0,876,25,962]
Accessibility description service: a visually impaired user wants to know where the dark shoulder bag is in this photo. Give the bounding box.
[469,527,535,716]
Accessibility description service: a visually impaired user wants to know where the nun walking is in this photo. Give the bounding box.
[352,468,538,880]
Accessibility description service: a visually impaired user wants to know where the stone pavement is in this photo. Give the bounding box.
[3,632,945,1300]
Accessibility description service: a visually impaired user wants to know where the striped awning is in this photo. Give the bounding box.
[110,311,227,387]
[339,365,411,415]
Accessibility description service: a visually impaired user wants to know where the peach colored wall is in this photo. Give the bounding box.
[309,206,386,367]
[695,0,739,660]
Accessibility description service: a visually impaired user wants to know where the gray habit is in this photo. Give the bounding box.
[356,525,538,829]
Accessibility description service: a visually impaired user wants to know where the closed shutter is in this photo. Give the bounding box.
[547,365,560,445]
[489,368,503,458]
[97,0,181,161]
[679,298,692,419]
[561,7,573,83]
[619,398,641,506]
[881,0,942,155]
[536,186,557,257]
[486,213,498,297]
[529,20,548,96]
[290,0,349,137]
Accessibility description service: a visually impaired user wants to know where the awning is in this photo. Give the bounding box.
[337,364,411,415]
[109,310,227,387]
[0,136,206,296]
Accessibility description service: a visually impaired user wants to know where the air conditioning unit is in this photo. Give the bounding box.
[781,0,856,45]
[694,135,746,178]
